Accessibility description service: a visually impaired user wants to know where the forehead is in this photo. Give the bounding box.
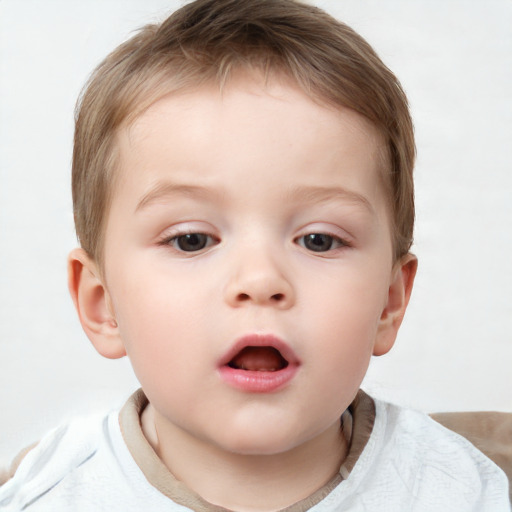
[113,73,389,214]
[125,73,384,155]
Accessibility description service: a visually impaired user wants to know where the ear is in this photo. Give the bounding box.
[68,248,126,359]
[373,253,417,357]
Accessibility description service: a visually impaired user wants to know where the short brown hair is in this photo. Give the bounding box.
[72,0,415,265]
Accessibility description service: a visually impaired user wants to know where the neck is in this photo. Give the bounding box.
[141,405,348,512]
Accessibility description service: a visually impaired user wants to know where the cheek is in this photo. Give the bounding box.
[300,267,389,375]
[108,267,210,376]
[110,257,204,328]
[303,262,389,330]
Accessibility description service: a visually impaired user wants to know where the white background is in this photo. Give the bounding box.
[0,0,511,464]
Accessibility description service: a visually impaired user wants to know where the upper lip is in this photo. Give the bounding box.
[218,333,301,368]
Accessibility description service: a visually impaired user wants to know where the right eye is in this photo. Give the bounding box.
[165,233,217,252]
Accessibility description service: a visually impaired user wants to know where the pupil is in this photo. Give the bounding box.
[178,233,207,251]
[306,234,332,252]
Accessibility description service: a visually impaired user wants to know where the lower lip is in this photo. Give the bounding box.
[218,364,299,393]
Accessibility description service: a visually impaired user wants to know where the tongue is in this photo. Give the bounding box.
[229,346,287,372]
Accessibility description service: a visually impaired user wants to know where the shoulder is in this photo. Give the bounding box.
[0,442,39,487]
[375,400,497,470]
[0,412,111,510]
[431,409,512,489]
[0,399,175,511]
[359,397,510,509]
[379,400,509,478]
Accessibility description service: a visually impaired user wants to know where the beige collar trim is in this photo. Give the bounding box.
[119,389,375,512]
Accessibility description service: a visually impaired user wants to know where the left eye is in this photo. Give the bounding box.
[296,233,345,253]
[168,233,216,252]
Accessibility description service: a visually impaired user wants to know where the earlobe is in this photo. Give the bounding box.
[68,248,126,359]
[373,253,418,357]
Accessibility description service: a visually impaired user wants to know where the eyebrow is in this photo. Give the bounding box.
[135,181,374,215]
[284,185,375,215]
[135,181,217,212]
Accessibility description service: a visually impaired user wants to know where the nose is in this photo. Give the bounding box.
[223,246,295,310]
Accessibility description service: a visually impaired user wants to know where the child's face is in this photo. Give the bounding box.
[98,74,408,455]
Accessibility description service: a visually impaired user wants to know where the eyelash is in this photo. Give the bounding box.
[159,231,219,253]
[295,232,350,253]
[159,230,350,254]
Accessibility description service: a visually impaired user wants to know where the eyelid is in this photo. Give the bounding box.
[293,224,353,254]
[160,232,220,253]
[295,233,348,250]
[295,223,353,243]
[156,223,220,252]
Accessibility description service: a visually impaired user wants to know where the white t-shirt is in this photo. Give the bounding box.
[0,390,509,511]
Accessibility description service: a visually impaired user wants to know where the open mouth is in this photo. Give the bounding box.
[219,335,299,392]
[228,346,289,372]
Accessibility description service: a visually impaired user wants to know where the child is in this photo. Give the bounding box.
[0,0,509,510]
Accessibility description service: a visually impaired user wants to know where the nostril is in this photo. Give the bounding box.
[236,292,285,303]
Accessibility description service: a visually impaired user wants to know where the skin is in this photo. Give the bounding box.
[69,73,416,511]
